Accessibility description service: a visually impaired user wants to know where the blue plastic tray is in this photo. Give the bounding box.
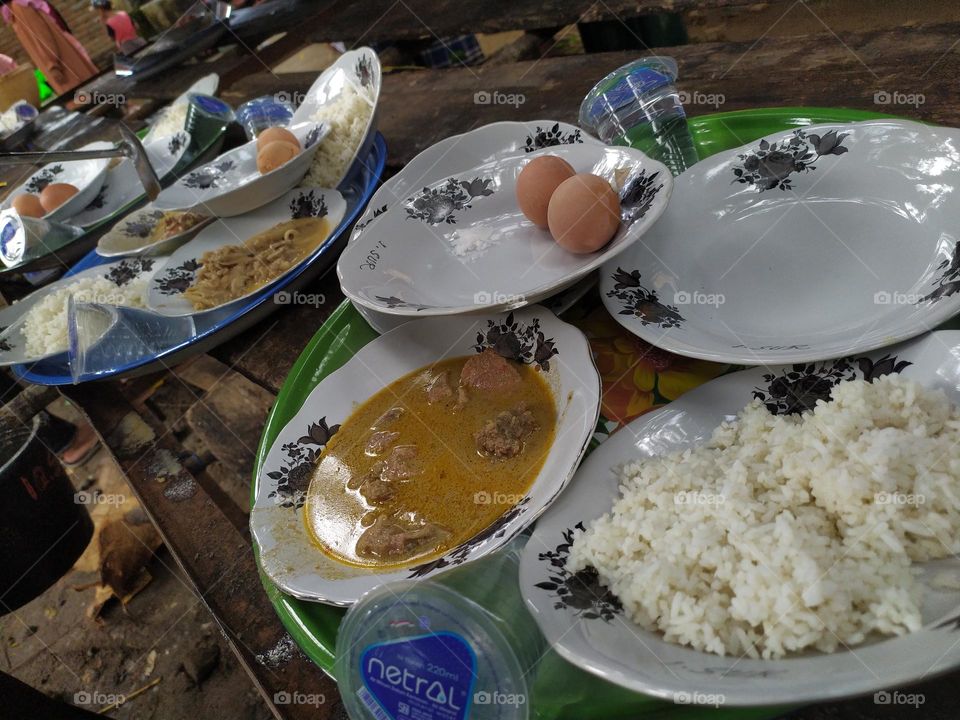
[12,133,387,385]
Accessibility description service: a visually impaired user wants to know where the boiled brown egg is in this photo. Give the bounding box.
[257,140,299,174]
[12,193,45,218]
[516,155,575,228]
[256,126,300,152]
[39,183,79,213]
[547,173,621,254]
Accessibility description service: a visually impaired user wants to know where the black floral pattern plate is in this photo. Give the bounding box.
[521,330,960,706]
[147,188,345,317]
[290,47,381,188]
[74,132,193,231]
[339,142,673,320]
[1,140,113,223]
[600,120,960,365]
[345,119,600,333]
[0,256,164,366]
[250,305,601,606]
[152,122,328,218]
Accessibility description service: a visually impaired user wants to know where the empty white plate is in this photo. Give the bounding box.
[602,120,960,364]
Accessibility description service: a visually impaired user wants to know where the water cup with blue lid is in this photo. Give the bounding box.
[579,56,698,177]
[236,95,295,142]
[184,93,235,149]
[335,535,542,720]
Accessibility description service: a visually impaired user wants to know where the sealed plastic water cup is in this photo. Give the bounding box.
[236,95,295,142]
[0,208,83,268]
[579,56,698,176]
[335,535,543,720]
[184,93,235,148]
[67,300,196,382]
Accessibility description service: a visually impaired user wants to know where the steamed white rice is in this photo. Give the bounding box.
[569,375,960,659]
[148,102,189,139]
[21,275,148,356]
[304,82,372,187]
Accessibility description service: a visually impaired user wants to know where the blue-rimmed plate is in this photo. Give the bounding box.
[11,133,387,385]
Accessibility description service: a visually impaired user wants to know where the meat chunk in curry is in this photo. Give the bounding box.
[475,404,539,458]
[355,513,451,561]
[366,430,400,455]
[460,348,522,392]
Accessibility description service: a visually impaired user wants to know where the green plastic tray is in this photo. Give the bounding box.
[251,106,907,709]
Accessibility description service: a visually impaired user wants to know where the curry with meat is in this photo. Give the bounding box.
[304,350,556,568]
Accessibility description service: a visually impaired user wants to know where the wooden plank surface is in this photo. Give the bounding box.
[224,20,960,170]
[60,383,343,720]
[303,0,782,43]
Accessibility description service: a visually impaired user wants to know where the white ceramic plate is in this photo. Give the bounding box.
[2,141,112,222]
[602,120,960,365]
[152,121,327,217]
[290,46,380,188]
[347,119,602,331]
[251,305,600,605]
[521,330,960,706]
[142,73,219,145]
[96,203,214,258]
[0,256,162,365]
[70,131,190,228]
[339,143,672,318]
[147,187,345,316]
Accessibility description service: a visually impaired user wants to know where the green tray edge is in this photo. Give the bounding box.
[251,105,916,677]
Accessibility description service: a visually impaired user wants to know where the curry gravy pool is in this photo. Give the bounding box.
[304,351,557,568]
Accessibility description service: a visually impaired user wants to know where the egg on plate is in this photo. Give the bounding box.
[12,193,45,218]
[39,183,79,213]
[257,140,300,174]
[516,155,575,228]
[547,173,621,254]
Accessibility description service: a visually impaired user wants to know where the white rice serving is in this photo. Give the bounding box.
[21,275,148,356]
[148,102,189,139]
[304,82,372,187]
[569,375,960,659]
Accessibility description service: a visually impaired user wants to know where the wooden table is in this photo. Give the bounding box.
[7,5,960,719]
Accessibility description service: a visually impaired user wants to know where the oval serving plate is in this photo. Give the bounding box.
[349,120,599,246]
[12,133,386,386]
[1,140,112,222]
[147,187,345,317]
[521,330,960,706]
[142,73,219,145]
[251,305,601,606]
[290,46,381,189]
[96,204,214,258]
[602,120,960,365]
[152,121,328,217]
[348,119,601,333]
[339,143,672,318]
[70,131,191,229]
[0,256,162,366]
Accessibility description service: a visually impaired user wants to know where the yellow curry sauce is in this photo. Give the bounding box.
[304,355,556,568]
